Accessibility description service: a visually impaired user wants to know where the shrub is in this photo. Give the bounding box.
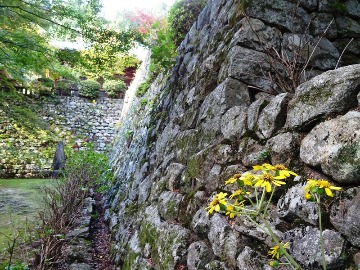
[38,77,54,88]
[56,79,77,95]
[34,143,113,269]
[168,0,207,46]
[78,79,100,99]
[103,79,126,97]
[30,80,53,96]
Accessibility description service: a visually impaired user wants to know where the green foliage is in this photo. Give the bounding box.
[0,73,16,92]
[55,48,81,67]
[78,80,100,99]
[135,80,151,97]
[30,81,53,97]
[103,80,127,97]
[149,21,177,78]
[56,79,77,95]
[168,0,207,46]
[64,143,113,185]
[110,53,141,76]
[78,31,143,78]
[140,98,148,108]
[0,0,141,81]
[34,143,113,268]
[38,78,54,88]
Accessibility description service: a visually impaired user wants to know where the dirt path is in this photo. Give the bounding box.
[88,193,114,270]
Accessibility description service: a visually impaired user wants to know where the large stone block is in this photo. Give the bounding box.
[300,111,360,184]
[286,64,360,130]
[331,187,360,247]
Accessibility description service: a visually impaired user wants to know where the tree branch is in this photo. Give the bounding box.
[0,5,81,34]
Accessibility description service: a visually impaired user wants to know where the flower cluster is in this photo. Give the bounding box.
[205,163,297,217]
[204,163,343,270]
[268,242,290,259]
[304,179,341,200]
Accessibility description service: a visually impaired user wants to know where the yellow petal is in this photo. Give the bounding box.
[265,182,272,192]
[215,204,220,211]
[253,165,263,171]
[254,180,263,187]
[325,188,333,197]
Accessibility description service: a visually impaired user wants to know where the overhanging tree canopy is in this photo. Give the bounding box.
[0,0,141,80]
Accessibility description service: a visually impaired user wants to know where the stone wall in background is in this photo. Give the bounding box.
[42,97,123,152]
[0,96,123,178]
[106,0,360,269]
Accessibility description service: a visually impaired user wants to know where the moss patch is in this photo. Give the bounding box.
[0,179,52,252]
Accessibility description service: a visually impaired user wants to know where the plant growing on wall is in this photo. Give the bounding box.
[168,0,207,46]
[206,163,342,269]
[103,79,127,98]
[78,80,100,99]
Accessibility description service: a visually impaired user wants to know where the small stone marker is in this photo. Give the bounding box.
[52,141,66,177]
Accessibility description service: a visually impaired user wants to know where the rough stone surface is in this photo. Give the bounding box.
[247,93,272,131]
[236,246,271,270]
[52,140,66,172]
[282,33,339,70]
[283,226,345,269]
[220,46,271,92]
[158,191,183,221]
[245,0,311,33]
[286,64,360,130]
[221,106,247,139]
[42,97,123,152]
[265,132,300,165]
[256,93,290,139]
[103,0,360,269]
[331,187,360,247]
[277,182,318,225]
[230,18,282,52]
[300,111,360,184]
[208,214,241,268]
[187,241,214,270]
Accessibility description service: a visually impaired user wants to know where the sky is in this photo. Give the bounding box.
[100,0,177,20]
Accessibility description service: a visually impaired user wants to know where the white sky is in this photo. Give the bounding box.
[100,0,177,20]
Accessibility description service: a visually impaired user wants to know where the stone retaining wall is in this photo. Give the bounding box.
[42,97,123,152]
[105,0,360,269]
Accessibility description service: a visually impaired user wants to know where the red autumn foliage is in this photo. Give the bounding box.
[126,9,160,34]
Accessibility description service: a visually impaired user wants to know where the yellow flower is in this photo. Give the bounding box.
[273,164,297,179]
[304,192,312,200]
[317,179,342,197]
[225,201,245,218]
[225,205,236,218]
[225,173,241,185]
[254,173,286,192]
[304,179,318,191]
[269,260,279,267]
[229,189,248,200]
[239,172,254,186]
[305,179,342,197]
[205,192,228,214]
[253,163,273,171]
[268,242,290,259]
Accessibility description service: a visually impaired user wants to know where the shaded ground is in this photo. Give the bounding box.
[89,193,114,270]
[56,192,115,270]
[0,179,51,251]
